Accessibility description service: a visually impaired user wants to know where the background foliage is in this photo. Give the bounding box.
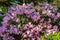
[47,32,60,40]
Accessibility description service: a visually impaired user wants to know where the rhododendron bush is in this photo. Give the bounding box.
[0,2,60,40]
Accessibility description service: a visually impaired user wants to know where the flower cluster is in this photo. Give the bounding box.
[0,2,59,40]
[35,2,60,21]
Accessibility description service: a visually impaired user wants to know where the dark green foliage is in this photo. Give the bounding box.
[0,37,3,40]
[0,3,8,14]
[9,0,23,5]
[0,16,4,26]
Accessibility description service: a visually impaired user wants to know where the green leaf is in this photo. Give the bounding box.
[47,32,60,40]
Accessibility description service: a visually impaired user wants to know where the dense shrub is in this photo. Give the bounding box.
[0,2,60,40]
